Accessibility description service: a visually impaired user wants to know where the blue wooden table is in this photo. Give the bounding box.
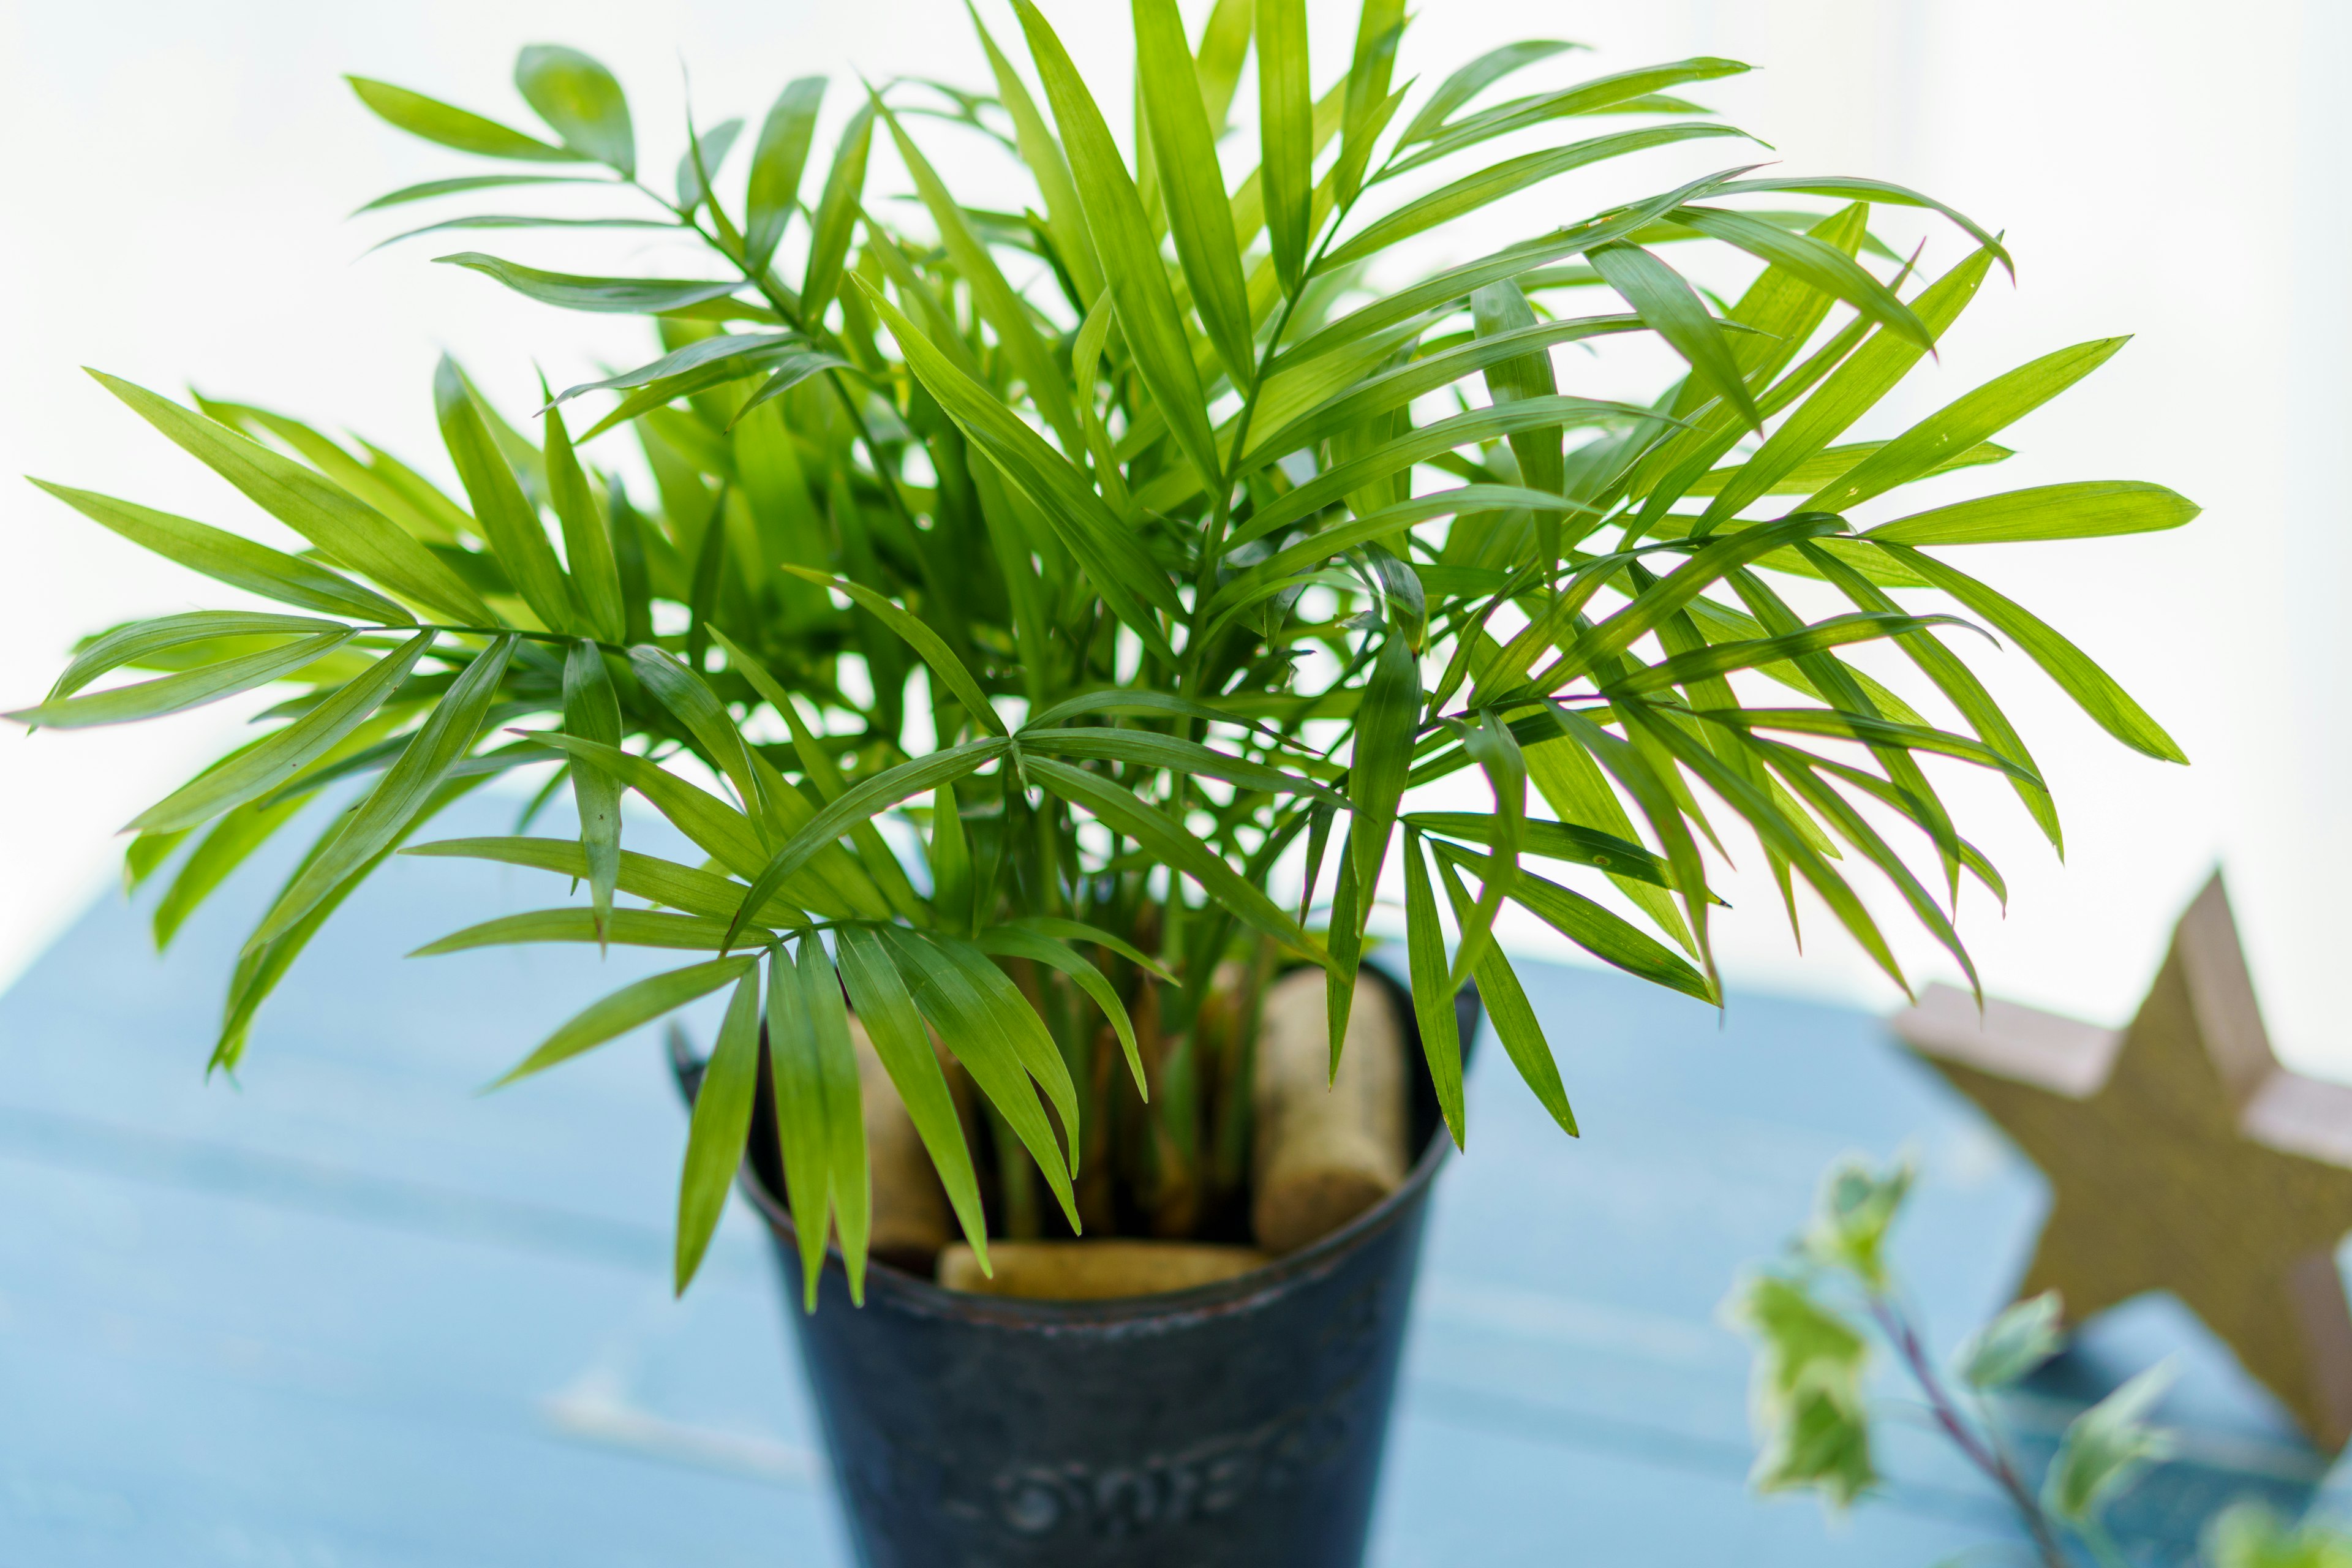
[2,793,2343,1566]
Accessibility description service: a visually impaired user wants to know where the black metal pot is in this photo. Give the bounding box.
[673,971,1479,1568]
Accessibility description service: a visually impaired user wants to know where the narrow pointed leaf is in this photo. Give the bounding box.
[1401,831,1466,1148]
[675,973,763,1292]
[251,636,518,945]
[1134,0,1256,390]
[514,45,635,173]
[1013,0,1220,486]
[434,358,572,630]
[492,954,755,1089]
[89,374,494,624]
[1255,0,1313,296]
[1434,851,1576,1135]
[346,76,581,162]
[127,632,431,833]
[833,926,989,1264]
[9,629,355,731]
[29,481,412,624]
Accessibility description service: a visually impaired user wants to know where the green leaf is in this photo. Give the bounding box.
[966,1,1102,306]
[727,740,1011,948]
[1348,634,1420,902]
[345,76,582,162]
[126,632,431,834]
[1254,0,1313,297]
[412,907,754,955]
[777,567,1003,734]
[1275,164,1746,375]
[1134,0,1256,390]
[1680,438,2011,500]
[1449,710,1526,989]
[978,924,1148,1098]
[832,925,990,1264]
[435,253,743,315]
[2043,1363,2175,1525]
[1630,702,1907,995]
[1589,241,1762,431]
[1022,755,1318,959]
[541,407,624,642]
[1667,206,1931,352]
[1397,40,1585,146]
[1228,394,1660,553]
[1325,123,1747,270]
[525,733,769,886]
[1872,541,2187,763]
[1390,57,1748,174]
[1433,851,1575,1135]
[28,481,412,624]
[675,971,763,1293]
[1012,0,1220,487]
[513,44,634,174]
[251,636,518,946]
[802,102,876,321]
[746,77,827,273]
[1807,337,2130,516]
[1864,481,2199,546]
[877,925,1079,1228]
[1694,246,1996,532]
[88,374,495,625]
[1022,686,1294,744]
[353,173,603,211]
[1600,611,1966,701]
[433,357,573,631]
[214,771,494,1072]
[675,117,744,213]
[627,644,783,837]
[1728,1272,1877,1507]
[549,333,799,409]
[1436,840,1713,1000]
[1406,810,1672,885]
[400,835,805,927]
[1686,706,2038,782]
[1954,1290,2064,1390]
[1710,174,2011,275]
[766,943,835,1308]
[1401,829,1465,1148]
[1244,316,1648,467]
[857,287,1182,658]
[927,780,974,933]
[46,611,348,703]
[562,641,624,941]
[879,101,1085,455]
[1017,728,1344,806]
[797,940,870,1303]
[1006,916,1179,984]
[9,628,355,731]
[491,953,756,1089]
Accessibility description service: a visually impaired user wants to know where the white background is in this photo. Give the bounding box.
[1,1,2337,1071]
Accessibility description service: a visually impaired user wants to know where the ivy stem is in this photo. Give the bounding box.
[1868,1295,2067,1568]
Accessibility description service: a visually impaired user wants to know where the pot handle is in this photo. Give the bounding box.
[666,1023,706,1109]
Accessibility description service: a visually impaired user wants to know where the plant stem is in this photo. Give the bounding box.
[1869,1296,2068,1568]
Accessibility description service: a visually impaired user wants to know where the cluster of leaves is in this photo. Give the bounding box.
[1724,1154,2352,1567]
[17,4,2198,1302]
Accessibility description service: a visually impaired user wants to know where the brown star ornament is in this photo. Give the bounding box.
[1893,873,2352,1450]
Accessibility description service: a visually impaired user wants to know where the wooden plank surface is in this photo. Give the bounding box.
[1,793,2340,1564]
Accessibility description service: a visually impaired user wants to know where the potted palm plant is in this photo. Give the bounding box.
[14,2,2198,1562]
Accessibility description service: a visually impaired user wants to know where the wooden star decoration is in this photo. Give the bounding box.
[1893,872,2352,1450]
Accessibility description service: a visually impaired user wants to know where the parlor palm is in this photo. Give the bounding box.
[12,2,2197,1305]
